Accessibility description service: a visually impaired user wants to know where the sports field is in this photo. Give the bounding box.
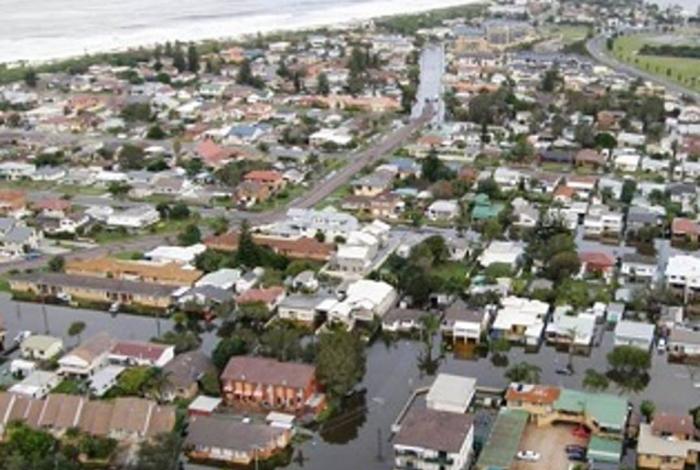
[612,33,700,92]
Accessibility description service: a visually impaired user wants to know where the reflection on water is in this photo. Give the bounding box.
[318,391,368,444]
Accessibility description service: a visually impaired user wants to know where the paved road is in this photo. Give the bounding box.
[586,34,700,101]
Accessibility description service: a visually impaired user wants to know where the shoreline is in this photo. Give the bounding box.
[0,0,486,67]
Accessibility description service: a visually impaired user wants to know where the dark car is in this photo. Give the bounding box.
[556,365,574,376]
[568,452,587,462]
[565,445,586,454]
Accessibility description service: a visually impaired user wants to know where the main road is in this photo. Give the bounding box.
[586,34,700,102]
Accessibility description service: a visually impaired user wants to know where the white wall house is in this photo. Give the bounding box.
[613,320,655,350]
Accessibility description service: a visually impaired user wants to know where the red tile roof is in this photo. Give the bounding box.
[672,217,700,236]
[579,251,615,268]
[652,412,696,436]
[235,286,285,305]
[111,340,171,362]
[221,356,316,389]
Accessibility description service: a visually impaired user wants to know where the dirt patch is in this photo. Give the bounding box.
[512,423,589,470]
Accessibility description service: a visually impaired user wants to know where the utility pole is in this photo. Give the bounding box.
[42,298,49,334]
[376,427,383,461]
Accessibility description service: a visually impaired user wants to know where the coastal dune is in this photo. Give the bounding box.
[1,0,481,64]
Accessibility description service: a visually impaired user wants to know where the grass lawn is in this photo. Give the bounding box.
[250,184,306,212]
[53,378,84,395]
[543,24,591,45]
[0,277,11,293]
[612,34,700,92]
[432,261,469,285]
[113,250,143,260]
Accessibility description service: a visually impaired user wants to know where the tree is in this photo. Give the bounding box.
[546,251,581,282]
[146,125,166,139]
[209,216,229,236]
[315,327,365,401]
[186,44,199,73]
[640,400,655,423]
[606,345,652,391]
[121,102,152,122]
[67,321,86,345]
[177,224,201,246]
[621,180,637,204]
[107,182,131,197]
[421,152,454,182]
[48,255,65,272]
[317,72,330,95]
[582,368,609,391]
[237,302,271,328]
[594,132,617,150]
[234,220,258,267]
[130,432,181,470]
[490,337,511,367]
[260,324,302,362]
[169,201,190,220]
[24,68,38,88]
[118,143,147,169]
[172,45,187,73]
[505,362,542,384]
[541,68,561,92]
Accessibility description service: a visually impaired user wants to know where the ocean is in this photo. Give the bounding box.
[0,0,478,64]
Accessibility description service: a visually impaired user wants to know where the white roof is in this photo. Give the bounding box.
[428,199,458,212]
[188,395,223,413]
[336,244,372,260]
[195,268,242,289]
[426,374,476,413]
[145,243,206,263]
[666,254,700,278]
[638,424,700,458]
[614,320,655,341]
[546,313,596,344]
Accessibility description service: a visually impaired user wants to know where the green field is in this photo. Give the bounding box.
[612,34,700,92]
[544,24,591,45]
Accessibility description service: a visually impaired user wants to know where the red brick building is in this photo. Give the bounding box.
[220,357,324,414]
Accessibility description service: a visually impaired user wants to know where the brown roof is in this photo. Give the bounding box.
[78,400,114,436]
[575,149,604,164]
[38,394,84,429]
[65,332,113,365]
[221,356,316,389]
[444,299,486,323]
[204,232,334,261]
[395,407,473,453]
[579,251,615,268]
[34,198,71,211]
[110,397,152,435]
[235,286,285,305]
[652,413,696,436]
[672,217,700,236]
[65,257,202,286]
[505,384,561,405]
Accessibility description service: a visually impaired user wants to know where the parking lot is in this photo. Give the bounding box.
[512,423,588,470]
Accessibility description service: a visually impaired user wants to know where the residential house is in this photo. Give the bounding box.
[0,162,36,180]
[162,351,216,401]
[277,293,331,325]
[579,251,616,281]
[0,218,41,258]
[665,255,700,297]
[234,181,271,207]
[441,300,490,345]
[478,241,524,269]
[511,197,539,228]
[637,414,700,470]
[9,272,177,310]
[667,327,700,362]
[328,279,397,328]
[65,257,202,287]
[144,244,207,266]
[220,356,325,414]
[58,332,113,377]
[583,204,624,239]
[491,297,549,346]
[0,190,27,218]
[243,170,286,193]
[351,169,395,197]
[382,308,429,333]
[106,205,160,229]
[620,253,657,284]
[545,310,596,354]
[9,371,60,399]
[394,383,474,470]
[426,200,459,221]
[613,320,655,350]
[185,415,292,465]
[20,335,63,361]
[471,193,504,221]
[671,218,700,245]
[235,286,286,311]
[109,340,175,368]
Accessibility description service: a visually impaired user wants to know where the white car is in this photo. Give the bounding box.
[517,450,541,462]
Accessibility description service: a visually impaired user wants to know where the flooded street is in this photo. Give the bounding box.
[412,43,446,127]
[287,329,699,470]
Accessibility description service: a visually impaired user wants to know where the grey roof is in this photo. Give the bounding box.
[185,415,286,451]
[627,207,659,225]
[395,407,473,453]
[621,252,656,265]
[0,217,15,233]
[279,293,330,310]
[163,350,215,389]
[3,226,34,244]
[180,285,232,304]
[11,272,176,297]
[444,299,486,323]
[383,308,428,324]
[669,327,700,346]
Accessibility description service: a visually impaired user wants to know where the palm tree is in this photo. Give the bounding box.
[582,368,609,391]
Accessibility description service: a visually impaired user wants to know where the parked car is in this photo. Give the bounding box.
[556,365,574,376]
[565,445,586,454]
[657,337,667,354]
[568,451,588,462]
[516,450,541,462]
